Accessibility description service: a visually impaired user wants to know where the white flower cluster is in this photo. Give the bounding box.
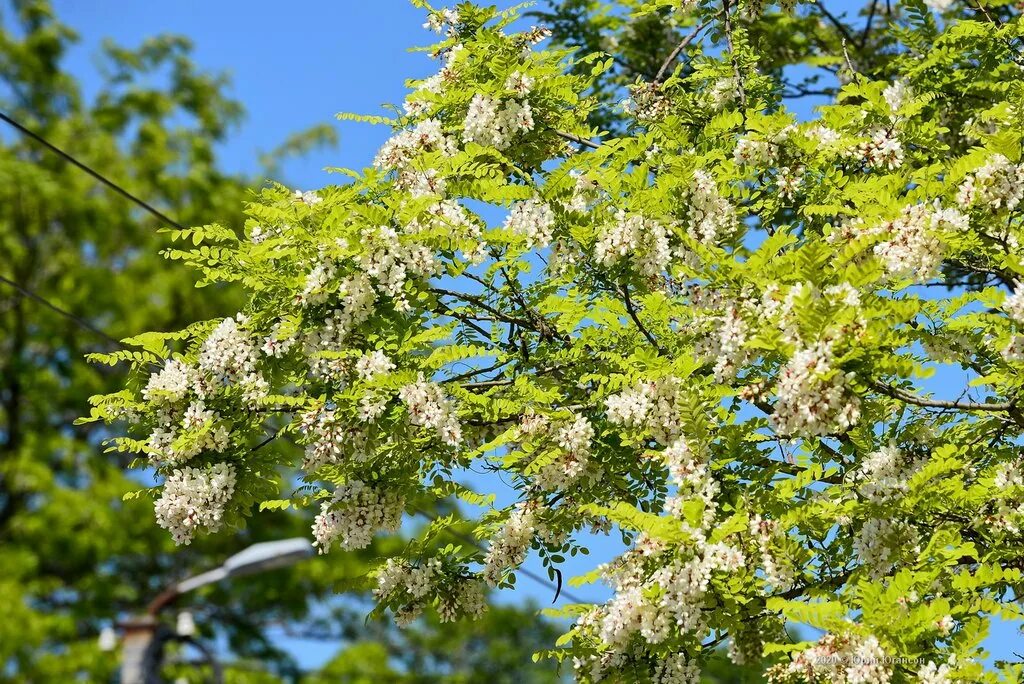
[807,124,842,150]
[883,80,911,112]
[872,203,967,278]
[1002,334,1024,362]
[523,413,597,491]
[777,165,804,200]
[733,138,777,166]
[299,257,337,306]
[854,443,924,503]
[750,516,797,592]
[504,71,534,96]
[661,438,720,534]
[293,190,322,206]
[483,502,538,586]
[606,377,685,445]
[198,316,263,395]
[408,198,486,264]
[374,118,458,173]
[356,225,439,310]
[767,633,892,684]
[594,209,671,277]
[504,198,556,249]
[303,273,376,374]
[312,480,404,553]
[143,359,196,404]
[994,460,1023,489]
[758,281,813,346]
[356,350,396,381]
[462,93,534,150]
[684,170,738,244]
[707,77,739,110]
[848,129,904,170]
[154,463,237,545]
[376,557,441,606]
[580,538,744,655]
[772,341,861,437]
[708,305,749,382]
[854,517,920,579]
[261,321,298,358]
[1001,284,1024,329]
[918,662,953,684]
[624,82,671,122]
[398,375,462,446]
[143,368,231,465]
[298,406,367,471]
[437,577,488,623]
[423,7,458,35]
[652,654,701,684]
[957,154,1024,211]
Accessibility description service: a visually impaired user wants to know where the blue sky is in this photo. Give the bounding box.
[52,0,1022,674]
[56,1,436,190]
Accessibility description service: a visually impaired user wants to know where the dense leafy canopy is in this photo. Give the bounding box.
[89,0,1024,681]
[0,1,565,681]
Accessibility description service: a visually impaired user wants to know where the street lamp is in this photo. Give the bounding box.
[118,538,313,684]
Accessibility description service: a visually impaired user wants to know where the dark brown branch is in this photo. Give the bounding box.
[431,287,533,330]
[814,2,858,49]
[859,0,879,49]
[654,13,721,83]
[871,382,1013,412]
[621,284,664,355]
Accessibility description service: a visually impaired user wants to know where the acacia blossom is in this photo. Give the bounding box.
[771,340,861,437]
[483,502,539,586]
[312,480,404,553]
[154,463,237,545]
[462,93,535,150]
[398,375,462,446]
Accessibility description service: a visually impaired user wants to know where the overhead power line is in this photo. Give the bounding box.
[0,108,188,349]
[0,110,186,230]
[0,272,124,348]
[0,109,589,606]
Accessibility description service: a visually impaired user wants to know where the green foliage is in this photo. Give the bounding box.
[85,0,1024,682]
[0,2,567,681]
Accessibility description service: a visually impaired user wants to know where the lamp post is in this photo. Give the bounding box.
[118,538,313,684]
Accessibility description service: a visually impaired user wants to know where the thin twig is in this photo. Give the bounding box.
[722,0,748,109]
[621,284,664,355]
[654,12,721,83]
[554,129,601,150]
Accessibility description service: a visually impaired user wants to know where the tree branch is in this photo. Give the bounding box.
[870,381,1013,412]
[621,284,664,355]
[654,12,721,83]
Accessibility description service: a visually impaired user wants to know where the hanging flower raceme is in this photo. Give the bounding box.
[312,480,405,553]
[154,463,237,545]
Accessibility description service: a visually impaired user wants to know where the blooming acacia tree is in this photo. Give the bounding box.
[85,0,1024,681]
